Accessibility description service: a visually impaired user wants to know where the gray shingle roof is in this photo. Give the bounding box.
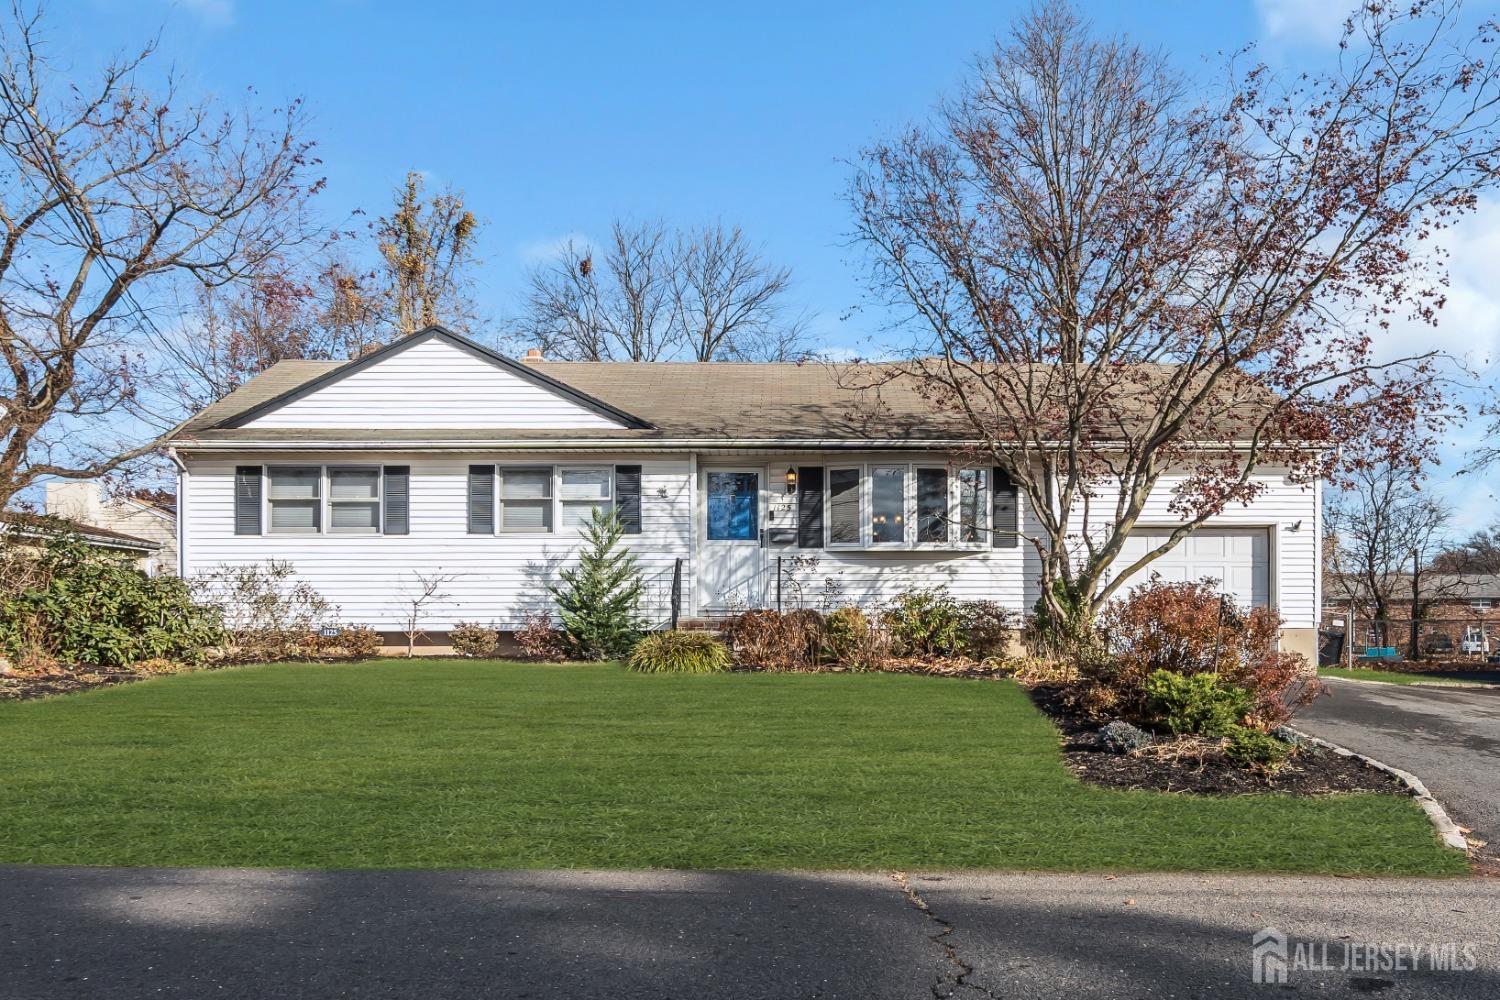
[175,358,979,443]
[170,329,1279,447]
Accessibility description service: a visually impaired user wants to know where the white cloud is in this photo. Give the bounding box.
[1366,195,1500,373]
[517,232,596,266]
[1252,0,1347,45]
[176,0,235,28]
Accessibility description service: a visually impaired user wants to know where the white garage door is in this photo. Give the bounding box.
[1109,527,1270,609]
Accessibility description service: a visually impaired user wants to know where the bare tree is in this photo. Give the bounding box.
[520,221,675,361]
[154,269,326,411]
[0,4,320,510]
[393,569,458,657]
[671,223,808,361]
[1325,459,1457,656]
[1433,521,1500,573]
[376,171,480,335]
[518,220,807,361]
[848,1,1497,634]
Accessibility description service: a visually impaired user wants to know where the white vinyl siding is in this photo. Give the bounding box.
[182,453,692,631]
[181,451,1318,635]
[243,336,625,431]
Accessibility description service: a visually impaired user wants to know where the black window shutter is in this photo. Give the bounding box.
[797,466,825,548]
[614,465,642,534]
[234,466,262,536]
[992,467,1019,548]
[467,465,494,534]
[383,466,410,535]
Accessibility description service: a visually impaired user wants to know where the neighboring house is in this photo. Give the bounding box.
[44,481,178,576]
[167,326,1322,657]
[1324,573,1500,655]
[1,512,162,571]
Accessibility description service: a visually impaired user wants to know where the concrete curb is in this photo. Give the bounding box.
[1320,674,1500,691]
[1286,726,1470,853]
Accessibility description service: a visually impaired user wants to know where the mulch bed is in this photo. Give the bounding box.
[0,671,147,702]
[1028,684,1409,797]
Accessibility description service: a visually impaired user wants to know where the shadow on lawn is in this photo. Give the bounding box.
[1,866,1496,999]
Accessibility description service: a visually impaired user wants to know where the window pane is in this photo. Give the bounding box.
[562,499,609,529]
[828,468,860,546]
[917,468,948,544]
[501,499,552,533]
[500,468,552,499]
[706,472,758,541]
[871,466,905,544]
[269,499,319,533]
[330,501,379,533]
[560,468,611,500]
[330,469,379,500]
[269,467,320,499]
[958,469,985,543]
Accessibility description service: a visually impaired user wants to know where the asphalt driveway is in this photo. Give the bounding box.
[1,866,1496,999]
[1300,677,1500,859]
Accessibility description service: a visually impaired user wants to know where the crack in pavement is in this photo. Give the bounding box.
[890,872,998,999]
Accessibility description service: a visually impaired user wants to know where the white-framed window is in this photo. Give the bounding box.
[821,463,990,550]
[267,466,322,535]
[827,467,862,547]
[870,465,907,545]
[328,468,381,534]
[498,466,553,534]
[1471,599,1494,612]
[956,468,986,544]
[560,467,614,529]
[480,464,620,536]
[915,467,949,544]
[264,465,395,536]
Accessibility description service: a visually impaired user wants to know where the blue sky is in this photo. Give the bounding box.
[66,0,1498,529]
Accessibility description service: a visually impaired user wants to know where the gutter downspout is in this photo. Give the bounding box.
[166,446,187,578]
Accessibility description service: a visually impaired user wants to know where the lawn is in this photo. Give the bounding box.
[1320,666,1487,687]
[0,661,1464,875]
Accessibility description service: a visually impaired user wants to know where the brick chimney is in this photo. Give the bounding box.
[521,348,543,362]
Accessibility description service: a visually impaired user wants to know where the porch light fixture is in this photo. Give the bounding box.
[785,467,797,494]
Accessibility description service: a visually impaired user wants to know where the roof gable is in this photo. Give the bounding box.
[219,327,650,432]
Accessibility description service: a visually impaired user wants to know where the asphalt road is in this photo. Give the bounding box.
[1300,678,1500,859]
[2,865,1497,999]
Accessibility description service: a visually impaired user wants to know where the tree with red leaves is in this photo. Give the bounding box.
[849,1,1498,636]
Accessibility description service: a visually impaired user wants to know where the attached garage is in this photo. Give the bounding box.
[1110,527,1271,610]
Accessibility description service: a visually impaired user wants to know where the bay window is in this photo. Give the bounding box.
[957,468,985,543]
[870,465,906,544]
[916,468,948,544]
[816,463,991,549]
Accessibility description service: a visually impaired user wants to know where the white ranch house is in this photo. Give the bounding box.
[169,327,1321,658]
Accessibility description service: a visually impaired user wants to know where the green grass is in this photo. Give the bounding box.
[1320,666,1486,686]
[0,661,1464,875]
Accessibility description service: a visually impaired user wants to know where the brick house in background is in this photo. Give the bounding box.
[1324,573,1500,656]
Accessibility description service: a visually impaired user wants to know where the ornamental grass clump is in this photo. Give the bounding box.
[627,631,731,674]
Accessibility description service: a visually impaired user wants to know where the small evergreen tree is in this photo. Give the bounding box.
[548,507,644,660]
